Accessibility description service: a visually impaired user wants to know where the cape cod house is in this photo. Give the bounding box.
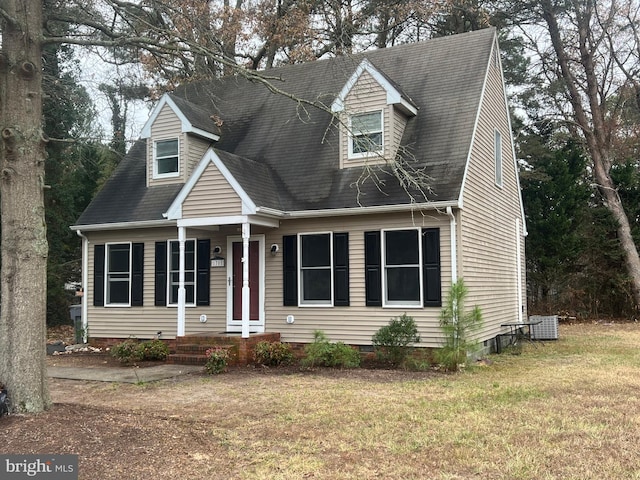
[72,28,527,355]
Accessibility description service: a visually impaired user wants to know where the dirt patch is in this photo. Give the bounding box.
[46,352,166,369]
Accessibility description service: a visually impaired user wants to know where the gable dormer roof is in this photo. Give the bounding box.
[330,58,418,116]
[74,28,502,228]
[140,94,221,141]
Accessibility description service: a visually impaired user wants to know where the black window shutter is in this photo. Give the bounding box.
[131,243,144,306]
[196,239,210,306]
[93,244,105,307]
[364,231,382,306]
[422,228,442,307]
[154,242,167,306]
[283,235,298,306]
[333,232,350,306]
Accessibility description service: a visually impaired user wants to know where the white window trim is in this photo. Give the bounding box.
[348,110,384,160]
[298,232,334,307]
[104,242,132,307]
[153,138,180,179]
[167,238,196,308]
[381,228,423,308]
[494,129,503,188]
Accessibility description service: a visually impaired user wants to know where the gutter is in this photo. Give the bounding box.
[70,219,176,232]
[75,230,89,343]
[446,206,458,284]
[256,200,460,219]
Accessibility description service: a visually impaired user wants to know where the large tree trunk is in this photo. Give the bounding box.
[540,0,640,310]
[593,158,640,308]
[0,0,50,413]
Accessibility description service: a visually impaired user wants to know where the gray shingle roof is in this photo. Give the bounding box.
[168,94,221,137]
[75,140,182,226]
[75,28,496,226]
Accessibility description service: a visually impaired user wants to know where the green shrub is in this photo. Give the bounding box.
[372,314,421,367]
[136,339,169,361]
[111,339,142,363]
[302,331,360,369]
[205,347,229,374]
[253,341,294,366]
[111,338,170,363]
[435,279,483,372]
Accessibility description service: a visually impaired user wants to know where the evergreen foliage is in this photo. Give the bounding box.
[372,314,421,367]
[302,331,360,369]
[435,280,483,372]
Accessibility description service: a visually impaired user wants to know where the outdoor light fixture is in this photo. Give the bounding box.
[270,244,279,256]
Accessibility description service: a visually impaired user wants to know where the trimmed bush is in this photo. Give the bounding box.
[111,338,169,363]
[372,314,421,367]
[111,338,142,363]
[302,330,360,369]
[205,347,229,374]
[253,341,294,366]
[136,339,169,361]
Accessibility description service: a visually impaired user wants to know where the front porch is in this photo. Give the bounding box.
[167,332,281,366]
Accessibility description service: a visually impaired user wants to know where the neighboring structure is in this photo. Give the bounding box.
[72,28,527,351]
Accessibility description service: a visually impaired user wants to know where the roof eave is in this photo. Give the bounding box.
[256,200,461,219]
[70,219,177,232]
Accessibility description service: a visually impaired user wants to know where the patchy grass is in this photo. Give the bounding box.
[4,322,640,479]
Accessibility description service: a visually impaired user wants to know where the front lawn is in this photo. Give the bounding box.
[3,322,640,479]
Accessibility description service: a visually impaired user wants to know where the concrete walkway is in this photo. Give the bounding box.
[48,365,203,383]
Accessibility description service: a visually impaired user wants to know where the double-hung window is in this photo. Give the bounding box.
[154,138,179,178]
[349,111,383,157]
[364,228,441,308]
[106,243,132,306]
[299,233,333,306]
[168,239,196,306]
[383,229,422,306]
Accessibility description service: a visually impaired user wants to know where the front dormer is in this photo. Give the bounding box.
[140,94,221,187]
[331,59,417,169]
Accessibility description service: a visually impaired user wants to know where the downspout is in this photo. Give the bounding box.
[446,207,458,284]
[75,230,89,343]
[516,219,524,323]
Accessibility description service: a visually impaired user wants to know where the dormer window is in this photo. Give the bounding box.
[349,111,383,158]
[154,139,179,178]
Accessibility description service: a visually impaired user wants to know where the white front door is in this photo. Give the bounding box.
[226,235,265,333]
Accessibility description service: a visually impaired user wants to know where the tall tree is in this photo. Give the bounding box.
[0,0,50,412]
[497,0,640,309]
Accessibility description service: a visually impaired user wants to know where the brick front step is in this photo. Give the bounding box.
[174,343,233,355]
[169,332,281,366]
[167,353,209,366]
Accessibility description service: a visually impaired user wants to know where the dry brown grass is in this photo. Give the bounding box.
[4,322,640,479]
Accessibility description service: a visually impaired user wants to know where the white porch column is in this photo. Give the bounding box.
[177,226,186,337]
[241,222,251,338]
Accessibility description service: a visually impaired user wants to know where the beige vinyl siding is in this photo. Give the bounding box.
[340,71,390,168]
[187,136,212,177]
[85,227,230,340]
[459,42,526,342]
[148,105,185,186]
[181,162,243,218]
[84,212,451,345]
[87,228,183,339]
[391,108,408,159]
[264,212,451,348]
